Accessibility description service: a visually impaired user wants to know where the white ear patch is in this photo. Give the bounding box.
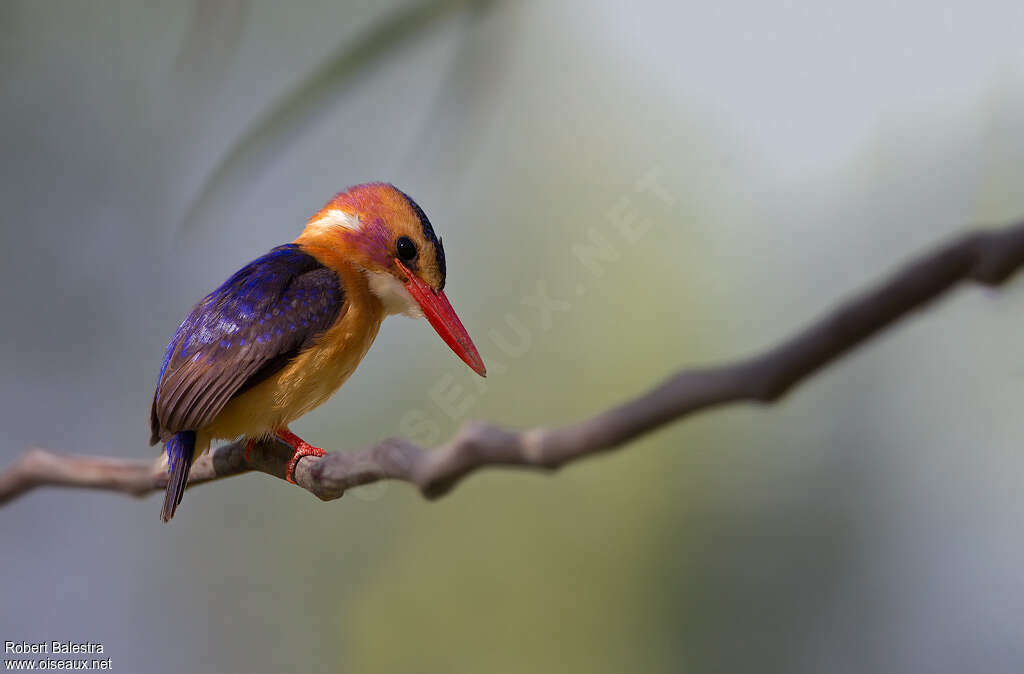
[366,270,423,318]
[307,208,361,236]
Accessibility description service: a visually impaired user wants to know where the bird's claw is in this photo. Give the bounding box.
[275,429,326,484]
[285,442,326,484]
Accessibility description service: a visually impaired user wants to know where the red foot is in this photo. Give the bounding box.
[276,429,327,484]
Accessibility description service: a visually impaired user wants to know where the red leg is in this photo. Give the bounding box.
[275,428,327,484]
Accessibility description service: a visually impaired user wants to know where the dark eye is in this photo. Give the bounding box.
[396,236,417,262]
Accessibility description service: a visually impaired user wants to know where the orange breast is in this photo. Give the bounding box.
[202,258,385,442]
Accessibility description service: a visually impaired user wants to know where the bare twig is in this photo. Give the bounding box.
[2,222,1023,507]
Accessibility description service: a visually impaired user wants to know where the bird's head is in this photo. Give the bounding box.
[297,182,486,377]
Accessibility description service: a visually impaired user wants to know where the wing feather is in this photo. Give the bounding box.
[150,245,344,443]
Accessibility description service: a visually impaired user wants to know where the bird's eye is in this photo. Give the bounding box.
[396,236,417,262]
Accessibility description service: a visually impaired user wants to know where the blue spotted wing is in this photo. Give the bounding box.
[150,244,344,444]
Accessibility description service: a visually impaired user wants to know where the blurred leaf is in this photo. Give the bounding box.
[178,0,491,238]
[400,0,499,180]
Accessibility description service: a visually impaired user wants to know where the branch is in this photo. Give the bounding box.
[2,222,1023,508]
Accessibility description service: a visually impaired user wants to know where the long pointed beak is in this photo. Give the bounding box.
[397,260,486,377]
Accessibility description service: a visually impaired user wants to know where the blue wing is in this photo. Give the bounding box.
[150,244,344,444]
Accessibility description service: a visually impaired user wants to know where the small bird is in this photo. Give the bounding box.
[150,183,485,522]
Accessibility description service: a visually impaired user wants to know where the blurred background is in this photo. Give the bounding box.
[2,1,1024,672]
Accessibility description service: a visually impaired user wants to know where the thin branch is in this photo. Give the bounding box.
[2,222,1023,507]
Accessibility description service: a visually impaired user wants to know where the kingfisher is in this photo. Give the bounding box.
[150,183,486,522]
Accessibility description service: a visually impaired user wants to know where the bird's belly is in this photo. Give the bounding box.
[203,312,382,442]
[203,369,349,441]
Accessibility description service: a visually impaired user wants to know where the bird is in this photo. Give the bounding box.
[150,183,486,522]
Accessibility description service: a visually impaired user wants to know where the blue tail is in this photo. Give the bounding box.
[161,431,196,523]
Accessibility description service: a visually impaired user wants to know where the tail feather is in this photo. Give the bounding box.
[161,431,196,523]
